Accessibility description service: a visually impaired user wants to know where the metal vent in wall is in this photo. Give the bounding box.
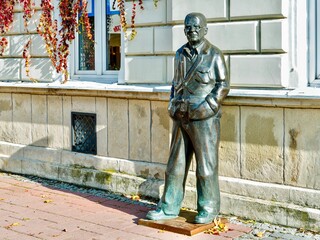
[71,112,97,155]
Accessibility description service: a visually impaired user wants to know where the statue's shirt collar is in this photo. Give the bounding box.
[183,40,206,60]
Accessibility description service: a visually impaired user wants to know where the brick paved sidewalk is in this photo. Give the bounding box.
[0,173,251,240]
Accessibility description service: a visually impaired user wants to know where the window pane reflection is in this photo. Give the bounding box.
[79,16,95,71]
[107,15,121,70]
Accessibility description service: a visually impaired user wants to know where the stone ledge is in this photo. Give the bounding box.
[219,176,320,210]
[2,82,320,107]
[221,192,320,232]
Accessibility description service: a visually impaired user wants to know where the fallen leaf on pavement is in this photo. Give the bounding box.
[256,231,264,237]
[44,199,53,203]
[131,195,140,201]
[204,218,229,235]
[5,222,20,229]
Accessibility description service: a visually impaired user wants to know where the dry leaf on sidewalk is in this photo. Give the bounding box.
[204,218,229,235]
[256,231,264,237]
[5,222,20,229]
[131,195,140,201]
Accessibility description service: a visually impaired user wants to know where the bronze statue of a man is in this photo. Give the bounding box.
[147,12,230,224]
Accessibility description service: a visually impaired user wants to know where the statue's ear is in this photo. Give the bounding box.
[204,27,208,35]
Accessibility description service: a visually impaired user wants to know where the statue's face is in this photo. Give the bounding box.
[184,15,207,46]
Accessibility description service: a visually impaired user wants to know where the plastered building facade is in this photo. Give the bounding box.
[0,0,319,231]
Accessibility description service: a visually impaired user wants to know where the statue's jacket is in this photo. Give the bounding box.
[169,39,230,121]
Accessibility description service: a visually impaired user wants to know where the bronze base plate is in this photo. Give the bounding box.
[138,210,227,236]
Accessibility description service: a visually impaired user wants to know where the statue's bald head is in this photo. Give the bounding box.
[184,12,207,28]
[184,12,208,47]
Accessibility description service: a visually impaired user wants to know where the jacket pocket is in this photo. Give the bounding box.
[194,67,214,84]
[188,100,215,120]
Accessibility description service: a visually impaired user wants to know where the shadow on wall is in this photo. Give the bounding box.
[23,58,56,82]
[0,135,165,202]
[1,59,21,81]
[0,57,56,82]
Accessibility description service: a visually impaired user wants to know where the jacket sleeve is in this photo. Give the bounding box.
[205,50,230,111]
[170,51,180,101]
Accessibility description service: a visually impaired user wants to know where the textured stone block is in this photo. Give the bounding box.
[60,150,120,172]
[0,141,23,157]
[182,187,197,210]
[167,56,174,84]
[96,97,108,156]
[107,98,128,159]
[0,93,13,142]
[10,35,30,57]
[31,34,47,56]
[31,95,48,147]
[284,109,320,190]
[230,55,288,87]
[21,58,56,82]
[71,96,96,113]
[61,150,97,169]
[240,107,284,183]
[125,56,166,83]
[12,94,32,145]
[125,27,154,54]
[219,106,241,178]
[7,13,21,34]
[22,10,41,33]
[125,0,166,25]
[114,173,144,195]
[261,19,288,52]
[0,142,24,174]
[48,96,63,149]
[0,59,21,81]
[23,145,61,163]
[219,177,290,204]
[221,192,287,227]
[154,27,173,54]
[168,0,227,23]
[138,178,164,199]
[289,187,320,209]
[0,156,22,174]
[129,100,151,161]
[58,166,115,190]
[206,21,259,52]
[151,101,170,164]
[230,0,288,19]
[21,159,60,180]
[172,25,186,52]
[62,96,72,150]
[119,159,166,179]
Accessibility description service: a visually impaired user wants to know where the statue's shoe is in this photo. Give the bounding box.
[146,209,178,221]
[194,211,217,224]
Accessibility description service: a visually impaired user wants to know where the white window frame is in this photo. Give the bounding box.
[309,0,320,86]
[70,0,123,83]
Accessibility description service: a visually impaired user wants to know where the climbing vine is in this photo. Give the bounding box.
[0,0,15,56]
[0,0,157,82]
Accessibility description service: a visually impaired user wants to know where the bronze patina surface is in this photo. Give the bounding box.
[146,12,230,225]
